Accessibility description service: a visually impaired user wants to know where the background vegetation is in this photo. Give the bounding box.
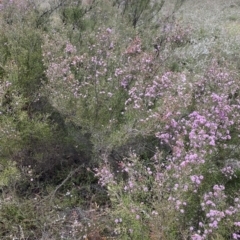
[0,0,240,239]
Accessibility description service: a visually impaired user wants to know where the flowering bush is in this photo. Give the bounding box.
[0,0,240,239]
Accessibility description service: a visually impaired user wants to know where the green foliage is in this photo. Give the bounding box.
[6,29,45,99]
[0,200,41,238]
[0,161,20,187]
[61,6,85,29]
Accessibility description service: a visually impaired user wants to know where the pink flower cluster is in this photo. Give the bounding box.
[94,165,115,186]
[190,175,204,187]
[221,166,236,179]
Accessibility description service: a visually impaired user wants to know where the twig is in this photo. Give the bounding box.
[49,164,84,204]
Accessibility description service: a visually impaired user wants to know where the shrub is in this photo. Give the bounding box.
[1,0,240,239]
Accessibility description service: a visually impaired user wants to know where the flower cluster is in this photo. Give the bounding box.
[94,165,115,186]
[221,166,236,179]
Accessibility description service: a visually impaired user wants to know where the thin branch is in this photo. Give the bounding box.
[49,164,84,204]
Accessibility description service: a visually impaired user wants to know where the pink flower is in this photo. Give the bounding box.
[233,233,240,239]
[191,233,203,240]
[106,28,112,34]
[65,42,76,54]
